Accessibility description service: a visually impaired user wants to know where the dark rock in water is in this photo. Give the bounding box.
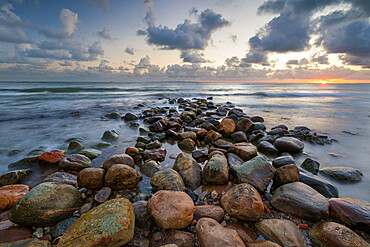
[201,121,216,131]
[294,126,310,131]
[214,139,233,149]
[137,136,151,144]
[38,150,67,165]
[252,122,266,131]
[273,164,300,187]
[220,183,264,221]
[320,166,363,182]
[272,124,288,131]
[299,172,338,198]
[329,197,370,231]
[274,137,304,153]
[129,122,139,128]
[301,158,320,175]
[105,164,142,190]
[57,198,135,246]
[133,201,154,230]
[123,112,138,121]
[151,230,195,247]
[94,187,112,203]
[227,114,239,124]
[228,142,257,161]
[193,205,224,222]
[149,121,163,132]
[103,154,135,170]
[42,171,77,185]
[251,116,264,122]
[142,148,167,163]
[101,130,119,141]
[257,141,278,156]
[309,221,368,247]
[8,156,38,169]
[77,168,105,190]
[192,149,207,160]
[268,128,285,136]
[0,169,32,186]
[106,112,121,119]
[236,118,254,133]
[166,129,179,139]
[271,182,329,221]
[173,153,202,190]
[219,118,236,136]
[272,155,295,168]
[204,130,222,144]
[67,141,84,154]
[146,140,162,150]
[50,217,78,238]
[0,184,30,211]
[227,153,244,168]
[148,132,166,141]
[230,131,248,143]
[231,156,275,193]
[78,148,101,159]
[178,138,196,152]
[203,154,228,185]
[58,154,92,172]
[178,131,197,140]
[140,160,162,177]
[8,182,82,226]
[91,141,111,149]
[150,168,185,192]
[135,141,146,149]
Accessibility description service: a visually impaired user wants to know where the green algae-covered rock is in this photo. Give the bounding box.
[8,182,82,227]
[78,148,102,159]
[203,154,228,185]
[150,168,185,192]
[57,198,134,247]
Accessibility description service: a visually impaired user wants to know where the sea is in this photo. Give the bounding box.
[0,81,369,201]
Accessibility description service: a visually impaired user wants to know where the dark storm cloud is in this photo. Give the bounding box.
[125,47,134,55]
[180,51,208,63]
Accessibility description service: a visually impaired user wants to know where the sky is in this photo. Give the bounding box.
[0,0,369,82]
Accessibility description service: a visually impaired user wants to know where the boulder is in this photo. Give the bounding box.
[193,205,224,222]
[220,183,264,221]
[140,160,162,177]
[147,190,194,229]
[228,143,257,161]
[246,240,280,247]
[230,131,248,143]
[137,136,151,144]
[105,164,142,190]
[42,171,77,185]
[177,138,196,152]
[172,153,202,190]
[219,118,236,136]
[50,217,78,238]
[235,118,254,133]
[101,130,119,141]
[274,137,304,153]
[132,201,154,230]
[204,130,222,144]
[8,182,82,226]
[142,148,167,162]
[272,155,295,168]
[146,140,162,150]
[57,198,134,247]
[77,168,105,190]
[0,185,29,211]
[0,239,51,246]
[67,141,84,154]
[203,154,229,185]
[227,153,244,168]
[178,131,197,141]
[150,168,185,192]
[150,230,195,247]
[0,225,33,244]
[257,141,278,156]
[58,154,92,172]
[0,170,31,186]
[78,148,101,159]
[271,182,329,221]
[123,113,138,121]
[301,158,320,175]
[273,164,300,187]
[320,167,363,182]
[38,150,66,164]
[299,172,339,198]
[103,154,135,170]
[214,139,233,149]
[224,223,255,244]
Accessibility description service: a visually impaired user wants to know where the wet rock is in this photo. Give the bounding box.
[146,140,162,150]
[42,171,77,185]
[0,226,33,244]
[142,148,167,162]
[231,156,275,193]
[173,153,202,190]
[149,122,163,132]
[103,154,135,170]
[8,182,82,226]
[203,154,229,185]
[0,239,51,246]
[236,118,254,133]
[77,168,105,190]
[257,141,278,156]
[230,131,248,143]
[38,150,67,164]
[178,131,197,141]
[274,137,304,153]
[105,164,142,190]
[227,153,244,168]
[196,218,246,247]
[246,240,280,247]
[301,158,320,175]
[320,166,363,182]
[137,136,151,144]
[106,112,121,119]
[309,221,368,247]
[150,230,195,247]
[201,121,216,131]
[329,197,370,230]
[67,141,84,154]
[58,154,92,172]
[8,156,38,169]
[255,219,305,247]
[299,172,339,198]
[271,182,329,221]
[50,217,78,238]
[57,198,135,247]
[224,223,255,244]
[0,185,29,211]
[78,148,101,159]
[272,155,295,168]
[219,118,236,136]
[197,128,208,139]
[132,201,154,230]
[123,113,138,121]
[148,190,194,229]
[0,170,31,186]
[251,116,264,122]
[135,142,146,149]
[177,138,196,152]
[228,142,257,161]
[102,130,119,141]
[192,150,207,160]
[273,164,300,187]
[94,187,112,203]
[204,130,222,144]
[150,168,185,192]
[140,160,162,177]
[92,141,111,149]
[220,183,264,221]
[214,139,233,149]
[193,205,224,222]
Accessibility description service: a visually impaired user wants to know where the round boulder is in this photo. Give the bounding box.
[0,184,30,211]
[150,168,185,192]
[102,154,134,170]
[105,164,142,190]
[77,168,105,190]
[219,118,235,136]
[58,154,92,172]
[274,137,304,153]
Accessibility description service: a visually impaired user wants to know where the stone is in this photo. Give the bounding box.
[299,172,339,198]
[92,141,111,149]
[214,139,233,149]
[57,198,135,247]
[132,201,154,230]
[94,187,112,203]
[106,112,121,119]
[8,182,82,226]
[192,150,207,160]
[231,156,275,193]
[150,230,195,247]
[79,202,92,215]
[38,150,66,164]
[273,164,300,187]
[224,223,255,244]
[0,226,33,244]
[246,240,280,247]
[142,148,167,162]
[257,141,278,156]
[274,137,304,153]
[58,154,92,172]
[177,138,196,152]
[8,156,38,169]
[149,122,163,132]
[195,218,246,247]
[255,219,305,247]
[0,185,29,211]
[102,130,119,141]
[227,153,244,168]
[42,171,77,185]
[150,168,185,192]
[193,205,224,222]
[197,128,208,139]
[320,166,363,182]
[272,155,295,168]
[220,183,264,221]
[147,190,194,229]
[329,197,370,230]
[203,154,229,185]
[0,170,31,186]
[103,154,135,170]
[78,149,101,159]
[105,164,142,190]
[50,217,78,238]
[146,140,162,150]
[219,118,236,136]
[77,168,105,190]
[236,118,254,133]
[178,131,197,141]
[172,153,202,190]
[67,141,84,154]
[271,182,329,221]
[140,160,162,177]
[0,239,51,246]
[123,113,138,121]
[230,131,248,143]
[228,142,257,161]
[309,221,368,247]
[301,158,320,175]
[201,121,216,131]
[126,237,150,247]
[204,130,222,144]
[137,136,151,144]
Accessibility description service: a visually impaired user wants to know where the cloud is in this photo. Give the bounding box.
[125,47,134,55]
[180,51,208,63]
[39,8,79,39]
[96,27,113,40]
[83,0,110,12]
[230,34,237,43]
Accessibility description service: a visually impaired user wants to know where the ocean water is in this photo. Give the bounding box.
[0,81,369,201]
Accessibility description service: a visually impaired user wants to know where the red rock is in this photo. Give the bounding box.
[298,223,309,229]
[273,164,300,187]
[204,130,222,144]
[224,223,254,244]
[94,187,112,203]
[247,240,280,247]
[0,226,33,244]
[235,118,254,132]
[103,154,135,170]
[197,128,208,139]
[142,148,167,162]
[228,142,257,161]
[150,230,195,247]
[219,118,236,136]
[193,205,225,222]
[0,184,30,211]
[38,150,66,164]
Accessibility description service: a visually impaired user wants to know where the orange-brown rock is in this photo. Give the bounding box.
[224,223,255,244]
[195,218,246,247]
[150,230,195,247]
[142,148,167,162]
[273,164,300,187]
[58,154,92,172]
[197,128,208,139]
[38,150,67,164]
[236,118,254,132]
[177,138,196,152]
[0,226,33,244]
[228,142,257,161]
[0,184,29,211]
[204,130,222,144]
[220,183,264,221]
[247,240,280,247]
[103,154,135,170]
[147,190,194,229]
[104,164,142,190]
[77,168,105,190]
[219,118,236,136]
[193,205,224,222]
